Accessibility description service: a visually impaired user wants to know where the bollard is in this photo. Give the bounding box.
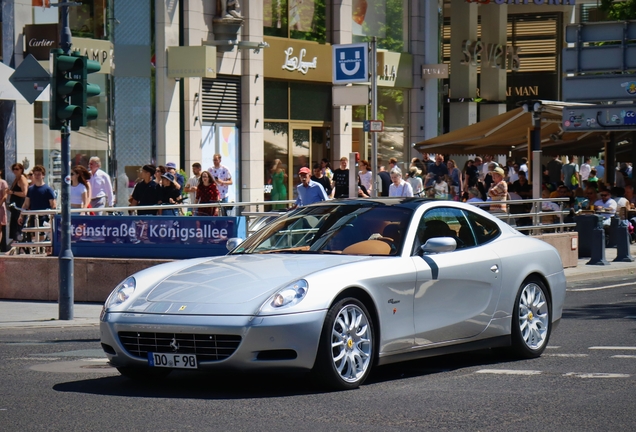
[607,216,620,248]
[614,220,634,262]
[586,227,610,266]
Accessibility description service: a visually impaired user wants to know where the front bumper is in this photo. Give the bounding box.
[100,309,327,371]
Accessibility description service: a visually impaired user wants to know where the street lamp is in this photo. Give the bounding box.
[520,100,543,200]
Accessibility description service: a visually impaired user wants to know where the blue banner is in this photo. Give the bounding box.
[53,215,247,259]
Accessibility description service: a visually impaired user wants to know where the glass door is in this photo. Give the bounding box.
[291,127,311,200]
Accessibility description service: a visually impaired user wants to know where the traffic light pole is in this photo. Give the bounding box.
[58,0,74,321]
[370,37,378,198]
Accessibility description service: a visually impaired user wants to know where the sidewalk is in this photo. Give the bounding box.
[563,243,636,283]
[0,244,634,330]
[0,301,102,329]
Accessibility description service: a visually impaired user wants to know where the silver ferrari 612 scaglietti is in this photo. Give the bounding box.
[100,198,566,390]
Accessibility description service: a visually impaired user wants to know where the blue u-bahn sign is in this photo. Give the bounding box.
[332,43,368,84]
[53,215,246,259]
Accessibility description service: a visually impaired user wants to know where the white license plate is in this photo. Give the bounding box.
[148,352,197,369]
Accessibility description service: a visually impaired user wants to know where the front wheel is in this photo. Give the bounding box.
[313,298,375,390]
[510,278,551,358]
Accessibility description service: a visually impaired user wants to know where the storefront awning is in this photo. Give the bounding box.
[414,102,630,158]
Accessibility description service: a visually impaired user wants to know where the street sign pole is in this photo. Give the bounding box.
[57,0,74,321]
[370,37,378,198]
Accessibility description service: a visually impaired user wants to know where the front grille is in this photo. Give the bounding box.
[118,332,242,362]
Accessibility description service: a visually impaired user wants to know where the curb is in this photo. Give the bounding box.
[565,266,636,283]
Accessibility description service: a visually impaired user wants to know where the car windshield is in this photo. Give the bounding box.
[231,203,413,256]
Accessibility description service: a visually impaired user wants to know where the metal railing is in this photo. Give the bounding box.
[469,197,576,234]
[5,197,577,255]
[5,200,294,255]
[6,204,56,255]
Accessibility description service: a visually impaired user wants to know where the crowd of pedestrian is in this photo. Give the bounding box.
[0,153,237,252]
[2,150,633,250]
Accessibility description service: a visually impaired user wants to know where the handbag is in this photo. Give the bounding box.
[571,173,579,186]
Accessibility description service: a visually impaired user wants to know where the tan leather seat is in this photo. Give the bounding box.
[342,239,392,256]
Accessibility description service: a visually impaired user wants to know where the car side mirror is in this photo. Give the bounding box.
[420,237,457,254]
[226,237,244,251]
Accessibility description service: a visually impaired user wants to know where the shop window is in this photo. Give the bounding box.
[264,0,327,43]
[352,88,406,124]
[265,80,289,120]
[70,0,107,40]
[352,0,407,52]
[351,88,408,168]
[290,82,331,121]
[264,122,290,208]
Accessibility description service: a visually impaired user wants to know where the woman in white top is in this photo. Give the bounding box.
[358,159,373,193]
[71,167,90,212]
[433,175,449,199]
[388,167,414,197]
[406,166,423,196]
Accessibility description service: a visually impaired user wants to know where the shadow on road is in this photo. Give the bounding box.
[367,348,518,385]
[52,348,519,399]
[562,301,636,320]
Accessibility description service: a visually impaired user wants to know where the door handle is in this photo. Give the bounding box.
[490,264,499,273]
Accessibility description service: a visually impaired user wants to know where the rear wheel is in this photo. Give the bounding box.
[510,278,551,358]
[313,298,375,390]
[116,366,172,381]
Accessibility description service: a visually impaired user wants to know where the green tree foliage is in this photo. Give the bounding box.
[598,0,636,20]
[357,0,404,52]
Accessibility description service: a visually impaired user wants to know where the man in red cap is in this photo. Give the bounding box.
[295,166,329,207]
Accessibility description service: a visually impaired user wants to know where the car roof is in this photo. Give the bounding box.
[313,197,435,210]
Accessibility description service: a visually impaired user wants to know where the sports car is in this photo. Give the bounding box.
[100,198,566,390]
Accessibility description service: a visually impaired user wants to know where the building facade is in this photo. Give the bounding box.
[3,0,603,208]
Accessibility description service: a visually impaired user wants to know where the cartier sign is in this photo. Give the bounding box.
[24,24,58,60]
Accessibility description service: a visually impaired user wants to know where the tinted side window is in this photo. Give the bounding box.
[463,209,501,245]
[414,207,474,253]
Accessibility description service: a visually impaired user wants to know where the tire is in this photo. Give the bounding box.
[510,278,551,359]
[313,298,375,390]
[116,366,172,381]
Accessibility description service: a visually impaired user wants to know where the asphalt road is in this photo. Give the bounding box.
[0,275,635,431]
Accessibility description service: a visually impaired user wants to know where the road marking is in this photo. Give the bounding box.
[589,346,636,351]
[546,346,561,349]
[564,372,630,379]
[568,282,635,292]
[612,355,636,359]
[476,369,542,375]
[544,353,588,358]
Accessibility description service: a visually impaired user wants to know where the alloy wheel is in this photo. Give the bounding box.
[330,303,373,383]
[518,282,549,350]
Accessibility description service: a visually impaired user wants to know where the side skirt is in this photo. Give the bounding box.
[377,335,511,366]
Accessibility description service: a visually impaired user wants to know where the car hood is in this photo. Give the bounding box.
[123,254,367,315]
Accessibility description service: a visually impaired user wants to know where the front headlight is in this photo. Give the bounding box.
[104,276,136,308]
[259,280,309,314]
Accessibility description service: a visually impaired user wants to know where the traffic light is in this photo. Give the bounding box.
[49,48,101,131]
